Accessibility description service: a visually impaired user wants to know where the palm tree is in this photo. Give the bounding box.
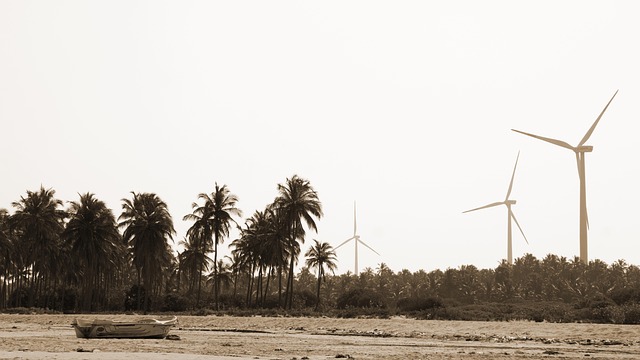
[63,193,122,311]
[376,263,394,304]
[119,192,175,313]
[177,235,212,298]
[0,209,12,308]
[226,251,245,299]
[231,225,256,306]
[273,175,323,309]
[262,207,290,304]
[207,259,232,301]
[9,186,66,307]
[305,239,337,310]
[183,183,241,310]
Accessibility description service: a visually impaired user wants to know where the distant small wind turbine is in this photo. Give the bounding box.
[334,202,380,275]
[464,152,529,265]
[512,90,618,264]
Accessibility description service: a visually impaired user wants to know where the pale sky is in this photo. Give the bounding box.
[2,1,640,274]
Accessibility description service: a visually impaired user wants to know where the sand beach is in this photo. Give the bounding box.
[1,314,640,359]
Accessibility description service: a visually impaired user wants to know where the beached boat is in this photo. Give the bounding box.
[72,316,177,339]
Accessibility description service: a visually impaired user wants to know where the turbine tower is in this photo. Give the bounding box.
[464,152,529,265]
[512,90,618,264]
[334,202,380,275]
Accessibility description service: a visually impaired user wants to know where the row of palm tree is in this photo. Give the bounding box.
[303,256,640,309]
[0,174,338,312]
[3,178,638,313]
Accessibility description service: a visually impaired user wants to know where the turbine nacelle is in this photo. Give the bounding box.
[577,145,593,153]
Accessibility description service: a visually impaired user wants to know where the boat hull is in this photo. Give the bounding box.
[72,316,177,339]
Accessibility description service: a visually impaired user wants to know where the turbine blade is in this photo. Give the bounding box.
[512,129,575,151]
[463,201,504,213]
[579,90,618,146]
[357,238,380,256]
[505,151,520,201]
[510,210,529,244]
[334,237,355,250]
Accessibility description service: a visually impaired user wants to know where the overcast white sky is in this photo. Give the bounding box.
[2,1,640,274]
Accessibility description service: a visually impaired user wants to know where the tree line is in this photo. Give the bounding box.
[1,175,640,323]
[0,175,333,313]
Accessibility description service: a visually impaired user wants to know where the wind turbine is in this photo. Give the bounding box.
[334,202,380,275]
[512,90,618,264]
[464,151,529,265]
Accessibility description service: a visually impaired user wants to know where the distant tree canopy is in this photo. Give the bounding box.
[2,183,640,324]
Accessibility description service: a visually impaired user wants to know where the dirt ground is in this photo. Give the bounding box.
[1,314,639,359]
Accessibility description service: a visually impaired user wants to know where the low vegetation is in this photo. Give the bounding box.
[2,182,640,324]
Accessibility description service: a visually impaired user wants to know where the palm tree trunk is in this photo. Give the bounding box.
[263,266,272,304]
[315,267,322,311]
[255,265,262,306]
[177,262,182,293]
[1,261,6,309]
[232,270,238,298]
[214,235,219,311]
[27,268,35,307]
[246,262,255,307]
[60,279,66,313]
[278,265,283,306]
[197,248,203,308]
[136,268,142,311]
[286,254,295,309]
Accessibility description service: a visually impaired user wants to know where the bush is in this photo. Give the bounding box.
[3,307,37,314]
[219,294,245,309]
[610,287,640,305]
[539,303,574,323]
[336,289,384,309]
[292,290,317,309]
[124,284,148,311]
[8,287,29,308]
[162,293,189,312]
[397,297,444,312]
[622,303,640,324]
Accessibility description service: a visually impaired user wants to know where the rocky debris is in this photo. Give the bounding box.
[315,326,636,348]
[542,350,561,355]
[315,328,394,337]
[165,334,181,340]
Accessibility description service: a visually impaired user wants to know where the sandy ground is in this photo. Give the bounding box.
[1,314,640,359]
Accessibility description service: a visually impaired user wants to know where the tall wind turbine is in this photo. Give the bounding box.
[334,202,380,275]
[464,152,529,265]
[512,90,618,264]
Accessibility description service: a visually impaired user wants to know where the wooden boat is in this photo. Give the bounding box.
[72,316,177,339]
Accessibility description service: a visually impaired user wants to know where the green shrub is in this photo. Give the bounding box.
[397,297,444,312]
[336,289,384,309]
[610,287,640,305]
[292,290,317,309]
[218,294,245,309]
[540,303,574,323]
[8,287,29,308]
[622,303,640,324]
[124,284,147,311]
[162,293,189,312]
